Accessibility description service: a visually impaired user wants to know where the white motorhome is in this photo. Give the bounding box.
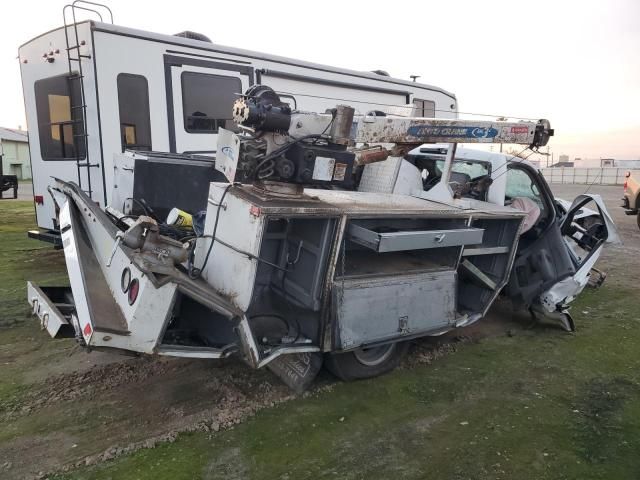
[18,6,457,242]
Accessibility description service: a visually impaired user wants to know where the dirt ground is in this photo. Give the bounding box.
[1,184,638,480]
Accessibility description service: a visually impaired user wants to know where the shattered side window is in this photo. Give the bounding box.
[505,167,546,212]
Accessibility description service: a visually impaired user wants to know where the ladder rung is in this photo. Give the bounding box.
[66,45,81,50]
[68,74,84,80]
[71,105,87,110]
[73,134,88,138]
[77,163,99,168]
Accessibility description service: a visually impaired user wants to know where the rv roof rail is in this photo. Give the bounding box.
[63,1,114,25]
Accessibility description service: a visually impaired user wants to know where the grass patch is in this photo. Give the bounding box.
[0,201,68,409]
[2,200,639,479]
[57,285,640,480]
[0,201,67,326]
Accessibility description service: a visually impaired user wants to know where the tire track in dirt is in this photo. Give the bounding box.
[2,332,482,480]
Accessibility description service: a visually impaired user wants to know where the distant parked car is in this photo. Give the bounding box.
[0,159,18,199]
[622,171,640,229]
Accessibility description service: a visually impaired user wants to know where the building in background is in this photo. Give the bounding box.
[600,158,615,167]
[550,161,574,167]
[0,127,30,180]
[615,159,640,169]
[558,154,569,163]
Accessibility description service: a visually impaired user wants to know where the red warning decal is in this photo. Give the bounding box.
[510,126,529,134]
[83,323,92,336]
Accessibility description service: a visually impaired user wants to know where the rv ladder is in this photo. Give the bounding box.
[62,1,114,199]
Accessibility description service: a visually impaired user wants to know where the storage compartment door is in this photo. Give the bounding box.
[333,270,456,349]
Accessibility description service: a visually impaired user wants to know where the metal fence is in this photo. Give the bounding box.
[540,168,640,185]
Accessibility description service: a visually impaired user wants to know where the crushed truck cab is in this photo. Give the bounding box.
[28,86,619,390]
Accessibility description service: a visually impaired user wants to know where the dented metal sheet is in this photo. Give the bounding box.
[196,184,267,311]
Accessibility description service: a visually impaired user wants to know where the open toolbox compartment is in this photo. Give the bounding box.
[347,223,484,252]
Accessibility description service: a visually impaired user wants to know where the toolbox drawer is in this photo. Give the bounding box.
[347,224,484,252]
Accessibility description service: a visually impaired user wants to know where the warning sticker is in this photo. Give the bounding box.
[510,126,530,134]
[312,157,335,181]
[333,163,347,181]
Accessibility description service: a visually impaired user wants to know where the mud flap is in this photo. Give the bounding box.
[266,352,324,393]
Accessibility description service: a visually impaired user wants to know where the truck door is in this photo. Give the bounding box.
[164,56,253,154]
[504,163,576,307]
[504,163,616,324]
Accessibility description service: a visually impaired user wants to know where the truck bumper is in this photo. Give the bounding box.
[621,197,637,215]
[27,229,63,248]
[27,282,76,339]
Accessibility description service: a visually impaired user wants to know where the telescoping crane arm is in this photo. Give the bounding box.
[218,85,552,186]
[350,115,552,148]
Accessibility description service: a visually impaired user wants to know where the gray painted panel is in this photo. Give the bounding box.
[334,270,456,349]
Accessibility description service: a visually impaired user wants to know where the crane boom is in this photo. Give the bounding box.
[222,85,553,187]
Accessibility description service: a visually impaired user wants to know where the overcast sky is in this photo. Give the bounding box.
[1,0,638,161]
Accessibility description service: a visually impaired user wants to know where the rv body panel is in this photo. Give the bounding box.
[20,21,457,232]
[19,22,103,229]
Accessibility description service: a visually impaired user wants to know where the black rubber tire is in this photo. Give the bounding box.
[637,212,640,230]
[324,341,410,381]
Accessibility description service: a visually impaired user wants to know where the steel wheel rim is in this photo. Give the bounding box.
[353,343,396,367]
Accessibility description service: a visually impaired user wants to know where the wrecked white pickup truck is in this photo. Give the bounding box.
[28,86,619,391]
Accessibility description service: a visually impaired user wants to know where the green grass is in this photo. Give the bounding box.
[0,201,69,404]
[57,286,640,480]
[2,201,640,479]
[0,201,67,324]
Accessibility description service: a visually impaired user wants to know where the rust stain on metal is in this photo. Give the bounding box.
[354,147,389,166]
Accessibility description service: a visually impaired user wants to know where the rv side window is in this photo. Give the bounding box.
[34,74,85,161]
[413,99,436,118]
[117,74,152,151]
[181,72,241,134]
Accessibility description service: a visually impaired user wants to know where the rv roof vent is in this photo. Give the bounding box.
[371,70,390,76]
[174,31,212,43]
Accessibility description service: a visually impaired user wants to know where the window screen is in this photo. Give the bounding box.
[34,74,85,160]
[117,74,152,151]
[413,98,436,118]
[181,72,241,133]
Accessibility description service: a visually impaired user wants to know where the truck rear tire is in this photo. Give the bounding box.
[324,341,409,381]
[637,212,640,230]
